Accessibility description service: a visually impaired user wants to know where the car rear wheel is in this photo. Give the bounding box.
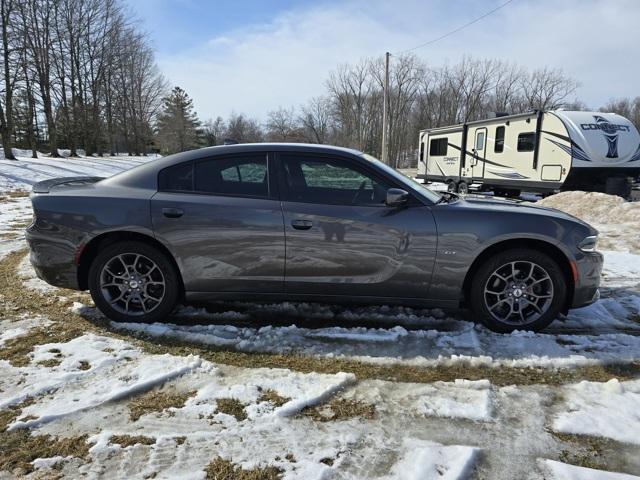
[470,248,567,333]
[88,241,179,323]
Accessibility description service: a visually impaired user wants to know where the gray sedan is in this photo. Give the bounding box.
[26,143,603,332]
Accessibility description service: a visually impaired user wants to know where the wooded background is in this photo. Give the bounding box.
[2,0,639,167]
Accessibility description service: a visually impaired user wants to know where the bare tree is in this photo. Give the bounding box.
[265,106,302,142]
[225,113,263,143]
[520,66,579,110]
[299,96,333,144]
[0,0,17,159]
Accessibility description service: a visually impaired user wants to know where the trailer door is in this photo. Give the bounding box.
[471,127,487,179]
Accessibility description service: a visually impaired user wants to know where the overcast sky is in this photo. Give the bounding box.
[125,0,640,122]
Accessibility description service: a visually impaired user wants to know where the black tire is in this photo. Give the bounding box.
[447,180,457,193]
[605,176,631,199]
[88,241,180,323]
[469,248,567,333]
[457,181,469,195]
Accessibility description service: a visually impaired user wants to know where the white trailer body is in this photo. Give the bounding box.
[417,110,640,196]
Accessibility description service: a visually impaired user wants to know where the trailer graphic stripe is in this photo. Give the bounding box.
[543,131,591,162]
[546,138,591,163]
[486,170,530,179]
[447,142,516,169]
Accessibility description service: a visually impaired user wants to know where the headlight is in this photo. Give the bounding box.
[579,235,598,252]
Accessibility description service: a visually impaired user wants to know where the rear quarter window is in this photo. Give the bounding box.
[158,162,194,191]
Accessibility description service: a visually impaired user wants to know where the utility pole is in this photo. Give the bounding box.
[381,51,390,165]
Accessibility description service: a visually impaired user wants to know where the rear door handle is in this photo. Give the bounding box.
[162,207,184,218]
[291,219,313,230]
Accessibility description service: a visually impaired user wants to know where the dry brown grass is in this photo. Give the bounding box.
[110,434,156,447]
[205,457,283,480]
[215,398,247,421]
[257,389,290,408]
[554,432,614,471]
[36,358,62,368]
[129,389,195,421]
[0,399,89,474]
[3,191,30,199]
[302,398,375,422]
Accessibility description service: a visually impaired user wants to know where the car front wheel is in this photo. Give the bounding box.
[470,248,567,333]
[88,241,180,323]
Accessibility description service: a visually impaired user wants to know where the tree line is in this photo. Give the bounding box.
[157,55,640,168]
[0,0,165,160]
[2,0,639,167]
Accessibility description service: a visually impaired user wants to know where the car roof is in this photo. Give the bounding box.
[100,143,366,190]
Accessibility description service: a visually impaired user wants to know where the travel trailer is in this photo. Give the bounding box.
[416,110,640,197]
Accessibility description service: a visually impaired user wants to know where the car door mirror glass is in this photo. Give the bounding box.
[386,188,409,207]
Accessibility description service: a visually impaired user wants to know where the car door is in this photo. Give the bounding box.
[277,152,438,299]
[150,153,285,293]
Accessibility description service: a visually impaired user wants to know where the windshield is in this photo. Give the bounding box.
[362,154,442,203]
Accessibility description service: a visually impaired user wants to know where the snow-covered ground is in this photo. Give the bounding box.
[0,151,155,192]
[1,156,640,479]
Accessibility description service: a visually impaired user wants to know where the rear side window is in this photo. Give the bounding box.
[194,155,268,197]
[495,126,505,153]
[158,162,193,191]
[429,138,448,156]
[517,133,536,152]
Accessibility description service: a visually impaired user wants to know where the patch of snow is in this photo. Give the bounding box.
[553,378,640,445]
[541,459,640,479]
[348,378,493,421]
[384,439,478,480]
[17,253,58,293]
[0,153,157,193]
[11,350,200,429]
[32,455,73,470]
[601,250,640,288]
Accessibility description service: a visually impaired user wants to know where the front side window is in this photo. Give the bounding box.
[429,138,448,156]
[495,126,505,153]
[517,133,536,152]
[194,155,268,197]
[280,154,391,206]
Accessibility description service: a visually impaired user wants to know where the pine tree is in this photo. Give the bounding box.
[156,86,202,154]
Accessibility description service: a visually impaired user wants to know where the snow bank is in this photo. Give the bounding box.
[538,191,640,225]
[553,379,640,445]
[539,191,640,253]
[541,459,640,479]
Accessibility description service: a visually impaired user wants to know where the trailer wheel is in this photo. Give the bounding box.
[605,176,632,199]
[447,181,457,193]
[457,182,469,195]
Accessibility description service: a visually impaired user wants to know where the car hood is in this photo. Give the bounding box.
[457,195,593,228]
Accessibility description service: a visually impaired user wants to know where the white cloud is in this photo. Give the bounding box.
[157,0,640,121]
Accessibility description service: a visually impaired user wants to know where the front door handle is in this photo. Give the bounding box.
[162,207,184,218]
[291,219,313,230]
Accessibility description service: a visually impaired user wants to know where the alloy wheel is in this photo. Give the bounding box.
[483,260,554,326]
[99,253,166,316]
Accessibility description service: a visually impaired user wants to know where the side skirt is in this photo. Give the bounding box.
[184,291,459,310]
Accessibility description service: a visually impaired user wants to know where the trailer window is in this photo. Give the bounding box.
[475,131,485,150]
[495,126,505,153]
[429,138,448,156]
[517,133,536,152]
[419,142,425,162]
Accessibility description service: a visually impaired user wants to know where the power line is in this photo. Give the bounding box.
[394,0,516,55]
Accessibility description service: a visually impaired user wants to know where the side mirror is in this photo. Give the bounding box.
[386,188,409,207]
